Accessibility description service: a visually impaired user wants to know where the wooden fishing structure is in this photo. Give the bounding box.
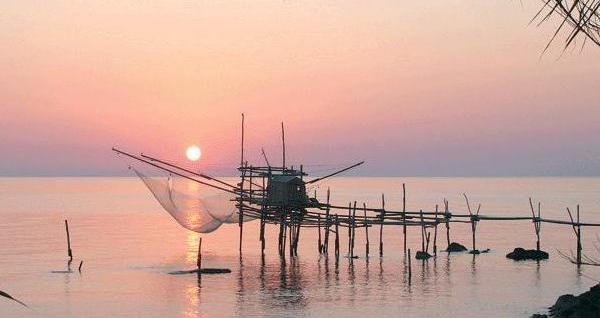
[113,114,600,267]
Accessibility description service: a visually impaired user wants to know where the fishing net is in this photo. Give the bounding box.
[132,167,256,233]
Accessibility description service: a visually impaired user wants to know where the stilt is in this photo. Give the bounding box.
[529,198,541,251]
[318,215,322,254]
[239,114,245,254]
[408,248,412,284]
[335,216,340,262]
[567,206,582,266]
[324,188,331,255]
[402,184,407,254]
[433,204,439,255]
[444,199,451,248]
[379,194,385,257]
[348,202,352,256]
[351,201,357,258]
[64,220,73,262]
[363,203,369,258]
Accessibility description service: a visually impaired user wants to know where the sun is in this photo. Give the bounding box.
[185,145,202,161]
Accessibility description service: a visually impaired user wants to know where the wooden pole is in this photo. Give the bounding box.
[529,198,541,251]
[197,237,203,269]
[567,206,582,266]
[351,201,357,258]
[379,193,385,257]
[403,184,407,254]
[335,216,340,262]
[318,215,322,254]
[364,203,369,258]
[433,204,439,255]
[238,114,245,254]
[420,210,425,252]
[260,213,266,256]
[408,248,412,284]
[348,202,352,256]
[577,205,582,266]
[444,199,451,248]
[239,163,245,254]
[281,122,286,169]
[64,220,73,261]
[324,188,331,255]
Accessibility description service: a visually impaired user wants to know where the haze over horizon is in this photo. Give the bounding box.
[1,1,599,177]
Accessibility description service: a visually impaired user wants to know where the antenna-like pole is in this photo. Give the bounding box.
[241,114,245,166]
[281,122,286,170]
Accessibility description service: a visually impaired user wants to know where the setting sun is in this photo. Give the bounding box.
[185,145,201,161]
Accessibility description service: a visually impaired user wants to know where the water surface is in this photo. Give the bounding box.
[1,177,600,317]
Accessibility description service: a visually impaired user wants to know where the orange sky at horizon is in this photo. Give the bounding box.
[1,1,599,176]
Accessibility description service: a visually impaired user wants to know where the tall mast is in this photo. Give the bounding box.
[281,122,286,170]
[241,113,245,166]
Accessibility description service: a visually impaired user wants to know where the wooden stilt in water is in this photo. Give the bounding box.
[402,184,407,254]
[567,206,582,266]
[464,194,480,253]
[444,199,451,248]
[363,203,369,258]
[335,216,340,262]
[433,204,439,256]
[420,210,426,253]
[239,114,245,254]
[347,202,352,256]
[407,248,412,284]
[529,198,542,251]
[351,201,357,259]
[379,194,385,257]
[64,220,73,262]
[323,188,331,255]
[576,205,582,266]
[294,217,301,256]
[318,215,322,254]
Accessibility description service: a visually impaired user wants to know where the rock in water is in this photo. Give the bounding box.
[506,248,549,261]
[445,242,467,252]
[545,284,600,318]
[415,251,432,260]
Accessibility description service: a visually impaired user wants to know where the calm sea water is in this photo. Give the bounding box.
[1,177,600,317]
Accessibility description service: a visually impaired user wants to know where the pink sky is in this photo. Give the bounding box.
[1,1,599,176]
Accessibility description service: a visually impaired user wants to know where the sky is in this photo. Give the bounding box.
[1,1,599,177]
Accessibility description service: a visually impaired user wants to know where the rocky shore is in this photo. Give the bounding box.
[532,284,600,317]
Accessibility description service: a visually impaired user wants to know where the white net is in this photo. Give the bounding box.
[132,167,255,233]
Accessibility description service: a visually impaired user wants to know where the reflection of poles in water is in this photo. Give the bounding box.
[196,237,202,270]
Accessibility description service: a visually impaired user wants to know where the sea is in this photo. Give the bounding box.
[1,177,600,317]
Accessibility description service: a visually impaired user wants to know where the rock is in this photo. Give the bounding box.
[415,251,432,260]
[506,248,549,261]
[545,283,600,318]
[169,268,231,275]
[445,242,467,252]
[549,294,578,317]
